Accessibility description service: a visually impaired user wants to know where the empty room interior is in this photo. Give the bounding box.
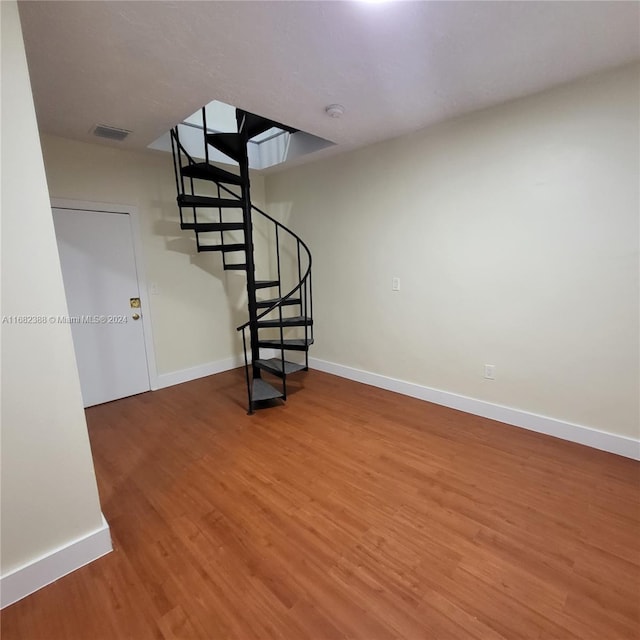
[1,1,639,639]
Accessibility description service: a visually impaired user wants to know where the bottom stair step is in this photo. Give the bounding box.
[255,358,306,377]
[252,378,283,402]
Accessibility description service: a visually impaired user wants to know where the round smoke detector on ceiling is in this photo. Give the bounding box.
[325,104,345,118]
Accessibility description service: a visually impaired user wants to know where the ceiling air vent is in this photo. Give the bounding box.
[92,124,131,141]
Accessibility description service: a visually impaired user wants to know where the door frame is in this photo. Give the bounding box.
[51,198,159,391]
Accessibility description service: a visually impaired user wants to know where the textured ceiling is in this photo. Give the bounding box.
[18,1,640,169]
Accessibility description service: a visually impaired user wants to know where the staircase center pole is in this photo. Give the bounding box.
[236,111,261,379]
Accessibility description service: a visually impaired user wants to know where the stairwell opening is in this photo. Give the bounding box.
[149,99,334,170]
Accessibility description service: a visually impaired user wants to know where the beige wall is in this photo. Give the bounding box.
[40,135,267,376]
[266,63,640,440]
[1,1,103,575]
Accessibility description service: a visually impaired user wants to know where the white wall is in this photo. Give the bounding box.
[266,63,640,441]
[1,1,104,576]
[40,135,268,377]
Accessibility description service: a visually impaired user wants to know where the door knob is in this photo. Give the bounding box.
[132,313,140,320]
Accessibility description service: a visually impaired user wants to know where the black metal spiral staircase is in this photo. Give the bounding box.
[170,108,313,414]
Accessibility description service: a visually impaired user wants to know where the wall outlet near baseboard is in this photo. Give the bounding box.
[484,364,496,380]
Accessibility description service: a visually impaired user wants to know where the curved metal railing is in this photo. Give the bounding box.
[236,200,313,408]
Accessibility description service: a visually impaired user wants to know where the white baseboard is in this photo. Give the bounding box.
[154,355,244,389]
[1,514,112,609]
[154,350,283,390]
[309,357,640,461]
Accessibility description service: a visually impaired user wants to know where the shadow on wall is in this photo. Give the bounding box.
[266,200,294,229]
[266,199,306,304]
[153,198,248,356]
[153,193,306,358]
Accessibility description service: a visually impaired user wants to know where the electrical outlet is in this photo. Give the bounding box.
[484,364,495,380]
[392,277,400,291]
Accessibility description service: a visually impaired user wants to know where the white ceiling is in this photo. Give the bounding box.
[18,1,640,171]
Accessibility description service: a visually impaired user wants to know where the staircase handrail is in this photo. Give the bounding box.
[212,182,311,331]
[235,202,312,331]
[170,127,198,166]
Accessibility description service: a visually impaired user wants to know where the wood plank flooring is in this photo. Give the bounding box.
[2,369,639,639]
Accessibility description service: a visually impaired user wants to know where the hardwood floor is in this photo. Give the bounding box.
[2,369,639,639]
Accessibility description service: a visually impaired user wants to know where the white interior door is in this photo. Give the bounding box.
[53,208,150,407]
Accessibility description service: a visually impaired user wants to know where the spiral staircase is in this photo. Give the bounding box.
[170,108,313,414]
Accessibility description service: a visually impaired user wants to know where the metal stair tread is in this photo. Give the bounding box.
[242,111,298,140]
[181,162,242,185]
[205,133,243,163]
[181,222,244,232]
[258,338,314,351]
[256,297,301,309]
[178,194,243,208]
[255,358,306,376]
[257,315,313,328]
[254,280,280,289]
[198,243,246,253]
[252,378,283,402]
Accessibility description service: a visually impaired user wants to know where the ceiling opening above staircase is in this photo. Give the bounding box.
[149,100,335,171]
